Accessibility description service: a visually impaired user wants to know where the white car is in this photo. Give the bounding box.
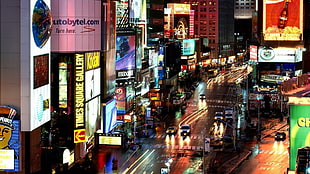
[224,108,234,120]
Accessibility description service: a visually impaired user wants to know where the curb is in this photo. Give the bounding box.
[226,150,253,174]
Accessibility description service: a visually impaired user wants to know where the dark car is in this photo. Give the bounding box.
[180,124,191,137]
[275,132,286,141]
[200,94,206,100]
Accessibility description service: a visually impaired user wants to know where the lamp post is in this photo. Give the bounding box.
[257,94,263,141]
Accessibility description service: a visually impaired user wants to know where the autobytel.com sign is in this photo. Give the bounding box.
[289,104,310,170]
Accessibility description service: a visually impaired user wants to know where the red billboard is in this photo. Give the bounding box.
[263,0,303,41]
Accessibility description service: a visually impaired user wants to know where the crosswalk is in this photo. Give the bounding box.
[258,149,289,155]
[148,134,204,140]
[143,143,204,151]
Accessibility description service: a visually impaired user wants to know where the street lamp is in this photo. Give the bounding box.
[257,94,263,141]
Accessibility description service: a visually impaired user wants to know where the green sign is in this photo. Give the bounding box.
[290,104,310,170]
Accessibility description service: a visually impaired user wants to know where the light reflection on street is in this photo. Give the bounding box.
[213,122,224,139]
[198,99,206,109]
[273,141,284,152]
[165,134,176,148]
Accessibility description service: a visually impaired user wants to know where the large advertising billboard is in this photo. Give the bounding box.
[51,0,101,52]
[0,106,20,172]
[116,0,129,27]
[116,87,126,114]
[182,39,196,56]
[258,47,302,63]
[289,104,310,170]
[103,98,117,133]
[116,35,136,70]
[129,0,146,24]
[22,0,52,131]
[167,3,191,39]
[85,52,101,101]
[263,0,303,41]
[85,96,101,140]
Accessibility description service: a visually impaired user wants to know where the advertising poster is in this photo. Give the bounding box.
[158,46,165,80]
[289,104,310,170]
[249,45,258,62]
[85,97,101,140]
[182,39,195,56]
[115,87,126,114]
[0,106,20,172]
[51,0,101,52]
[23,0,52,131]
[258,47,298,63]
[116,35,136,70]
[85,52,101,101]
[116,0,129,27]
[103,99,117,133]
[263,0,303,41]
[59,62,68,108]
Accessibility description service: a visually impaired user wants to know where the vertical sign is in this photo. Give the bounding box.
[74,54,86,143]
[289,104,310,170]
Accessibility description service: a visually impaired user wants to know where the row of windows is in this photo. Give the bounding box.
[236,3,255,6]
[235,6,255,9]
[183,1,216,6]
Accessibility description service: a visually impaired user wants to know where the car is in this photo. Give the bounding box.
[180,124,191,136]
[224,107,234,120]
[166,126,177,135]
[200,94,206,99]
[214,112,224,120]
[275,132,286,141]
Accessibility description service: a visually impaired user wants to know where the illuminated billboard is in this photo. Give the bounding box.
[51,0,101,52]
[116,35,136,70]
[85,52,101,101]
[289,104,310,170]
[263,0,303,41]
[129,0,146,24]
[158,46,165,80]
[116,87,126,114]
[85,97,101,140]
[182,39,195,56]
[59,62,68,108]
[74,54,85,131]
[167,3,191,14]
[249,45,258,62]
[258,47,302,63]
[103,98,117,133]
[0,106,20,172]
[21,0,52,131]
[116,0,129,27]
[167,3,191,39]
[98,133,123,146]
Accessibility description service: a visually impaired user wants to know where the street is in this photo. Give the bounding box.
[93,65,289,174]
